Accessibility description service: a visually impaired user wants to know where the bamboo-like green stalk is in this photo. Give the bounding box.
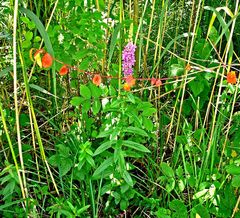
[118,0,123,96]
[133,0,139,72]
[218,1,240,170]
[206,0,238,173]
[18,44,60,196]
[0,102,26,201]
[13,0,28,199]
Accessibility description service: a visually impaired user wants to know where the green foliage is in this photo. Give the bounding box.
[1,0,240,217]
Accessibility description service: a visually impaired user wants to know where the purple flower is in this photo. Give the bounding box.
[122,42,137,77]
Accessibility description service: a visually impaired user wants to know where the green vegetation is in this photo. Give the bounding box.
[1,0,240,217]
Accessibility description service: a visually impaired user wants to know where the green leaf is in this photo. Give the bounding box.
[232,175,240,188]
[122,170,133,187]
[80,84,91,99]
[124,126,148,137]
[59,158,73,176]
[92,98,101,115]
[166,178,175,193]
[92,157,113,178]
[82,99,91,113]
[169,64,184,77]
[143,117,153,131]
[70,96,85,106]
[160,162,175,177]
[188,79,205,97]
[89,83,102,98]
[142,108,156,116]
[77,205,91,215]
[190,204,210,218]
[123,140,150,153]
[169,199,187,218]
[108,24,121,68]
[86,155,95,168]
[93,140,116,156]
[226,165,240,175]
[25,31,33,41]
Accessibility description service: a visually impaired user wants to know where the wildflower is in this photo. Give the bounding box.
[227,71,237,84]
[155,79,162,87]
[151,78,156,86]
[92,74,102,86]
[33,49,44,68]
[125,75,136,87]
[42,53,53,68]
[123,83,131,91]
[122,42,137,76]
[59,65,69,76]
[151,78,162,87]
[185,64,192,71]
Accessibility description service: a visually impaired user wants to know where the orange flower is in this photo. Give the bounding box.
[227,71,237,84]
[92,74,101,86]
[125,75,136,87]
[42,53,53,68]
[151,78,156,86]
[151,78,162,87]
[123,83,131,91]
[185,64,192,71]
[155,79,162,87]
[59,65,69,76]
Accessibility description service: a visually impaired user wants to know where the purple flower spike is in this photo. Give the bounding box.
[122,42,137,77]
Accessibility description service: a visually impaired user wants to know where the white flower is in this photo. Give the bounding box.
[58,33,64,44]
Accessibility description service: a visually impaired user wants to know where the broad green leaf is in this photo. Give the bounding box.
[188,79,205,97]
[59,158,73,176]
[169,64,184,77]
[190,204,210,218]
[82,99,91,113]
[169,199,187,218]
[143,117,153,131]
[25,31,33,41]
[160,162,175,177]
[89,83,102,98]
[93,140,116,156]
[80,84,91,99]
[166,178,175,193]
[142,108,156,116]
[92,98,101,115]
[124,126,148,137]
[70,96,85,106]
[232,175,240,188]
[123,140,150,153]
[122,170,133,187]
[226,165,240,175]
[92,157,113,178]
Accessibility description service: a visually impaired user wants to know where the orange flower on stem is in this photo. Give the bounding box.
[125,75,136,87]
[155,79,162,87]
[227,71,237,84]
[185,64,192,71]
[42,53,53,68]
[151,78,156,86]
[59,65,69,76]
[92,74,102,86]
[151,78,162,87]
[123,83,131,91]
